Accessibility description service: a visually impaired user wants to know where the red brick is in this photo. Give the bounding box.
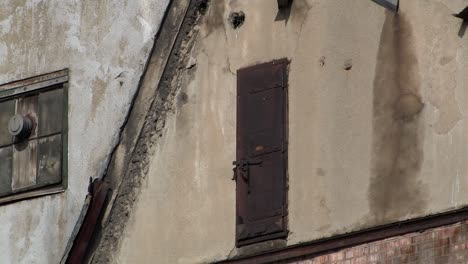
[312,255,330,264]
[369,244,380,254]
[434,255,450,264]
[399,238,411,246]
[385,249,397,258]
[434,237,451,247]
[440,226,460,239]
[418,247,436,259]
[434,245,451,257]
[296,221,468,264]
[412,232,433,244]
[415,240,435,251]
[399,244,416,255]
[351,256,366,264]
[329,252,344,262]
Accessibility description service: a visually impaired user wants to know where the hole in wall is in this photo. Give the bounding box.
[197,0,209,15]
[229,11,245,29]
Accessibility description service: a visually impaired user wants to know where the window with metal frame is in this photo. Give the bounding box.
[0,70,68,204]
[234,59,289,247]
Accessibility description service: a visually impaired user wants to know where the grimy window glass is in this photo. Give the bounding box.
[234,59,288,247]
[0,70,68,204]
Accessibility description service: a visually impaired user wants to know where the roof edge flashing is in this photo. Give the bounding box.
[371,0,399,12]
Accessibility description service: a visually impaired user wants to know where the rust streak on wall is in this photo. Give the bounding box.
[368,11,427,223]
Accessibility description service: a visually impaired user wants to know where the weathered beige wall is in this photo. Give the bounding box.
[0,0,169,263]
[116,0,468,263]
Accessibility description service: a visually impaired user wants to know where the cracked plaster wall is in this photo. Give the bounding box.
[0,0,169,263]
[115,0,468,263]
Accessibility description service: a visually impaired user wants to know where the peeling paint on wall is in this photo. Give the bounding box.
[0,0,169,263]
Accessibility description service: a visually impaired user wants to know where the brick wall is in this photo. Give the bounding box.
[290,222,468,264]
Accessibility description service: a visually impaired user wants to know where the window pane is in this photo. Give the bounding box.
[0,100,15,147]
[12,140,37,191]
[39,88,63,136]
[0,147,12,195]
[37,134,62,186]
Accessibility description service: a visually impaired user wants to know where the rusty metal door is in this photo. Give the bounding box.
[235,59,288,247]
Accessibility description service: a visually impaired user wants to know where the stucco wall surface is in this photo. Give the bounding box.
[0,0,169,263]
[116,0,468,263]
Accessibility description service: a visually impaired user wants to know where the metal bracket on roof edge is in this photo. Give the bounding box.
[453,7,468,20]
[371,0,399,12]
[277,0,291,9]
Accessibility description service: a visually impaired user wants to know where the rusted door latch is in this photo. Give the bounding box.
[232,159,263,193]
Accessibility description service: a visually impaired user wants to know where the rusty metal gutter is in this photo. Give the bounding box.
[61,179,111,264]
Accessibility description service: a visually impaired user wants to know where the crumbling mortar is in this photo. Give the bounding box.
[90,0,210,263]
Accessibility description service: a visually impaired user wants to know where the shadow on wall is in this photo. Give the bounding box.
[368,11,428,224]
[458,21,468,38]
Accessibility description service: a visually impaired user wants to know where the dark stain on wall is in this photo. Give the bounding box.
[177,91,189,108]
[204,0,225,37]
[368,12,427,223]
[316,168,326,177]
